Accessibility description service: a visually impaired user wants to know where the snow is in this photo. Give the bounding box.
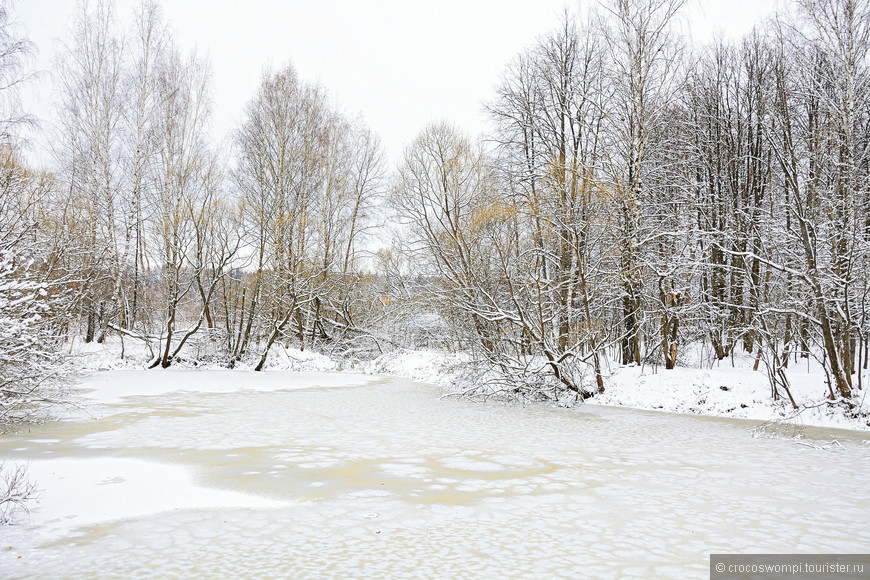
[1,368,869,578]
[64,338,343,373]
[366,348,870,432]
[364,348,471,385]
[595,365,792,421]
[47,338,870,431]
[595,359,870,432]
[77,368,379,406]
[24,457,286,530]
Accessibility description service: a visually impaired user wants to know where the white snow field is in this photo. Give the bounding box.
[2,369,870,578]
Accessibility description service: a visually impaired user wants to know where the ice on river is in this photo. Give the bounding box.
[76,368,378,405]
[2,370,869,578]
[23,457,285,529]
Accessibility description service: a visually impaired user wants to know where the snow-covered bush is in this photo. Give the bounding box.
[0,249,63,430]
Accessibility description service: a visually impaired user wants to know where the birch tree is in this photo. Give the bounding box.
[54,0,126,343]
[147,44,222,368]
[120,0,168,332]
[234,64,329,369]
[601,0,685,365]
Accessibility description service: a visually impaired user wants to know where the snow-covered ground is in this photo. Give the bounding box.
[362,348,870,432]
[594,363,870,432]
[78,367,374,406]
[22,457,286,530]
[62,337,870,431]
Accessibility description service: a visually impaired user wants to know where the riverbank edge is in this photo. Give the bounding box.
[360,348,870,434]
[66,341,870,433]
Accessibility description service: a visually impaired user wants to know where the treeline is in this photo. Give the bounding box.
[2,0,870,412]
[32,2,389,372]
[391,0,870,404]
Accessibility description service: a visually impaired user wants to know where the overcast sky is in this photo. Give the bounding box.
[15,0,780,166]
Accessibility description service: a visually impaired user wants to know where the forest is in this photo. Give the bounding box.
[3,0,870,430]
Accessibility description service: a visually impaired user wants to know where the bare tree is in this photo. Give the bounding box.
[120,0,168,332]
[488,11,609,392]
[0,0,73,429]
[600,0,686,365]
[234,64,330,369]
[0,1,35,143]
[764,0,870,399]
[147,43,220,368]
[54,0,126,343]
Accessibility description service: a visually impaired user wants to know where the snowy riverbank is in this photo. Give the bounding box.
[64,339,870,432]
[362,348,870,433]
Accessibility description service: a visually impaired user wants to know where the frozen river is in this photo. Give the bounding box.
[2,370,869,578]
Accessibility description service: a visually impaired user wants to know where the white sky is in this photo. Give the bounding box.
[15,0,781,167]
